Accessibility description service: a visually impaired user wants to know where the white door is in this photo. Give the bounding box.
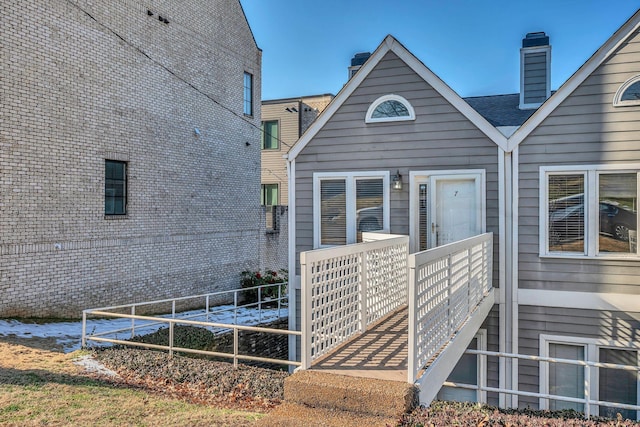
[430,176,480,247]
[412,171,484,251]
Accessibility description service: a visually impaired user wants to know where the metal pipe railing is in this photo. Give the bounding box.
[442,348,640,419]
[82,283,296,367]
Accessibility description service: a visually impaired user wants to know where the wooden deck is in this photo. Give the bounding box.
[310,306,408,382]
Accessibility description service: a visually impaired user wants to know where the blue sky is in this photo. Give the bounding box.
[240,1,639,101]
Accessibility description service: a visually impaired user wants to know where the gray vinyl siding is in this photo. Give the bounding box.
[294,51,501,279]
[523,52,548,104]
[518,29,640,295]
[516,305,640,409]
[483,306,501,407]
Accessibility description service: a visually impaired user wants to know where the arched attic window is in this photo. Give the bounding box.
[365,94,415,123]
[613,75,640,106]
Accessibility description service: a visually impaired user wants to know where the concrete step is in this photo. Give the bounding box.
[255,402,397,427]
[282,370,418,419]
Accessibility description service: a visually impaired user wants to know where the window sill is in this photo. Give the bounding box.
[539,253,639,261]
[105,214,128,220]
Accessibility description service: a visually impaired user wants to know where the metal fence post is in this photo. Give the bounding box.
[234,291,238,324]
[258,286,263,323]
[205,295,210,322]
[584,364,591,418]
[131,305,136,339]
[81,311,87,348]
[233,327,239,368]
[278,283,282,315]
[169,322,174,358]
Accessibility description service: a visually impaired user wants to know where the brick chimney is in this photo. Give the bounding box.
[519,32,551,110]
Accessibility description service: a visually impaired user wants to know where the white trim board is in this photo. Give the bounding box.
[519,289,640,316]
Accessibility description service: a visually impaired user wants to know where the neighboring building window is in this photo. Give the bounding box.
[541,166,638,257]
[261,183,278,206]
[105,160,126,215]
[365,94,415,123]
[541,336,639,420]
[314,172,389,247]
[243,72,253,116]
[614,75,640,106]
[261,120,279,150]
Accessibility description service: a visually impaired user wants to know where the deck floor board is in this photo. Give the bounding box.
[310,306,408,382]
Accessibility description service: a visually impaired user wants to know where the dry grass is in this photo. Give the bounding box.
[0,340,264,426]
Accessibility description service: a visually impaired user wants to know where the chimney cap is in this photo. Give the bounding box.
[351,52,371,67]
[522,32,549,48]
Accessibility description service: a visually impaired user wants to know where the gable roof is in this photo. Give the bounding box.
[464,93,537,127]
[287,35,509,160]
[507,9,640,151]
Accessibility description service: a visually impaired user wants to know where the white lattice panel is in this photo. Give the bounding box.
[365,241,409,325]
[308,253,361,359]
[300,235,410,368]
[408,233,493,382]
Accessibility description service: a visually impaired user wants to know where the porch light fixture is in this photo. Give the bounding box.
[392,170,402,190]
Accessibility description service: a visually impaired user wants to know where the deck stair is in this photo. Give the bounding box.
[256,370,418,426]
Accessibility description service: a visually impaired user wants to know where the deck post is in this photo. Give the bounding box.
[360,250,368,333]
[300,252,312,369]
[407,254,417,383]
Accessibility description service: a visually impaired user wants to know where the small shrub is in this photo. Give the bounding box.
[240,269,288,303]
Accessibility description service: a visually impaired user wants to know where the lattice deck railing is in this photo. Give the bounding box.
[408,233,493,382]
[300,233,409,368]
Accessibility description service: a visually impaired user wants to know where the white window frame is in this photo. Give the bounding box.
[540,164,640,259]
[540,334,640,419]
[365,94,415,123]
[243,72,253,116]
[313,171,390,248]
[439,329,488,404]
[613,75,640,107]
[261,119,280,150]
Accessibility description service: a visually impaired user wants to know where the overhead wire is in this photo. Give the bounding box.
[64,0,295,150]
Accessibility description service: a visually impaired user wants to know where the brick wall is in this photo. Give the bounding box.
[259,206,289,274]
[0,0,262,317]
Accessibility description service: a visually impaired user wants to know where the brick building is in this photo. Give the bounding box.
[0,0,262,317]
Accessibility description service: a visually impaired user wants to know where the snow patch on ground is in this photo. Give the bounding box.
[73,354,120,378]
[0,304,287,353]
